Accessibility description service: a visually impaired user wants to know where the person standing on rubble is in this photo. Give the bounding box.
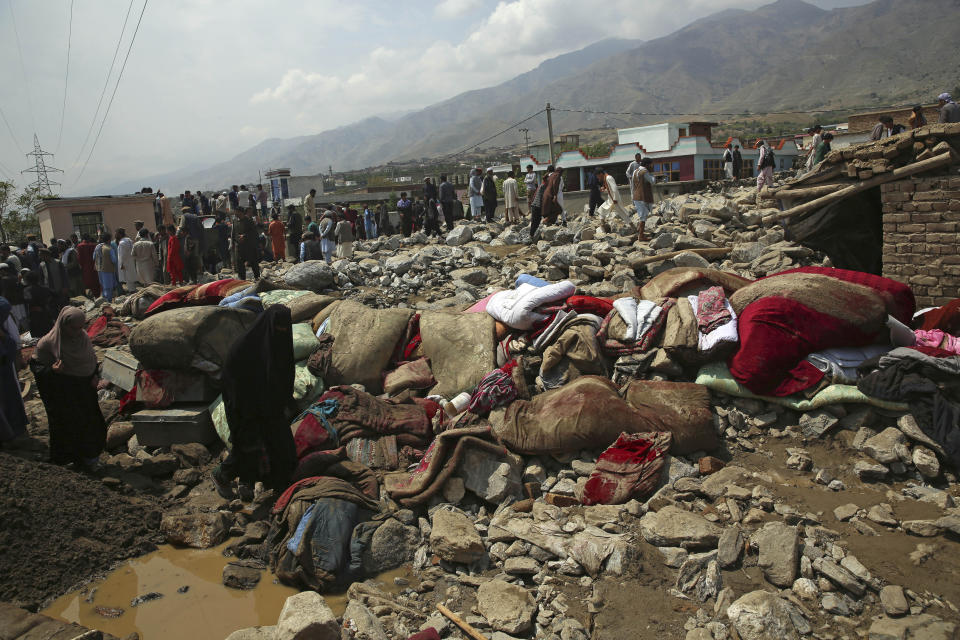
[524,164,538,215]
[397,192,414,237]
[529,165,551,239]
[285,205,302,263]
[909,105,928,129]
[598,167,630,230]
[626,152,642,184]
[481,169,498,223]
[334,213,354,260]
[132,228,157,286]
[586,167,602,216]
[630,158,655,242]
[318,209,337,263]
[268,213,286,263]
[116,228,136,293]
[722,145,734,179]
[212,305,296,497]
[94,232,118,301]
[732,145,743,179]
[938,93,960,123]
[502,171,520,224]
[32,306,106,469]
[363,204,378,240]
[813,132,834,165]
[756,139,775,194]
[234,209,261,280]
[438,174,455,232]
[468,168,484,220]
[166,225,185,286]
[303,188,317,222]
[870,116,894,141]
[804,126,823,174]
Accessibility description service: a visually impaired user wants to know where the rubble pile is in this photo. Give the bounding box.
[7,167,960,640]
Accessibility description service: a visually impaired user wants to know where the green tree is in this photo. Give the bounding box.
[0,184,43,244]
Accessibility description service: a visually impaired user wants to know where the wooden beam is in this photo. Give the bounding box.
[763,152,954,224]
[629,247,731,269]
[771,183,848,200]
[436,603,489,640]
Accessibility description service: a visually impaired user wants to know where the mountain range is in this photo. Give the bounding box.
[107,0,960,194]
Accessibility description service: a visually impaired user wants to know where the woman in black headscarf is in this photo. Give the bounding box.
[31,306,106,467]
[212,305,296,496]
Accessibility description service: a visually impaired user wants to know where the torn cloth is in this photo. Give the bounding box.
[581,431,672,505]
[467,363,518,416]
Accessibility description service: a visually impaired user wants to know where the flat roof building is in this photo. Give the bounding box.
[35,194,156,245]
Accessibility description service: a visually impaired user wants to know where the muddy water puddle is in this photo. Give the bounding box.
[43,543,414,639]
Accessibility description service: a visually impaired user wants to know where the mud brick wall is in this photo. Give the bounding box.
[881,175,960,308]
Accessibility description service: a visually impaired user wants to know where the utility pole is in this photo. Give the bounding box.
[22,134,62,197]
[518,127,530,155]
[545,103,555,164]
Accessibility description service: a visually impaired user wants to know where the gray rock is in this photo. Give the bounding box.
[450,267,487,285]
[362,518,420,574]
[343,600,389,640]
[912,446,940,479]
[717,525,744,568]
[457,448,524,503]
[446,226,473,246]
[820,593,850,616]
[854,460,889,481]
[385,254,415,275]
[105,421,135,451]
[657,546,689,568]
[812,557,865,596]
[429,509,485,564]
[799,410,839,438]
[839,554,871,583]
[792,577,819,601]
[224,627,275,640]
[171,443,211,467]
[867,503,898,527]
[638,506,721,549]
[676,554,722,602]
[504,556,541,575]
[275,591,339,640]
[867,614,956,640]
[862,427,907,465]
[726,590,807,640]
[477,579,535,635]
[756,522,799,587]
[222,561,262,590]
[731,242,763,263]
[833,503,859,522]
[880,585,909,617]
[283,260,335,292]
[161,512,230,549]
[673,252,711,268]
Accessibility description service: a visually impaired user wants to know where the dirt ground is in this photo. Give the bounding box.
[0,451,164,610]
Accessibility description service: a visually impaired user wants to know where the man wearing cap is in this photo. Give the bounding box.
[938,93,960,124]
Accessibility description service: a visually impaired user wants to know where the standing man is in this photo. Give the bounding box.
[722,145,734,179]
[233,209,260,280]
[237,185,251,215]
[732,145,743,180]
[586,167,602,216]
[363,204,377,240]
[318,209,337,263]
[228,185,240,214]
[630,158,656,242]
[625,153,642,183]
[159,192,175,228]
[181,207,205,274]
[303,188,317,222]
[756,139,775,194]
[938,92,960,123]
[214,216,231,269]
[116,228,136,293]
[523,164,538,215]
[599,167,631,229]
[870,116,894,141]
[153,192,164,229]
[438,174,455,232]
[423,178,438,209]
[132,228,158,285]
[286,205,303,263]
[60,237,82,296]
[468,168,484,220]
[268,213,286,263]
[909,105,928,129]
[257,184,269,221]
[804,126,823,173]
[182,190,197,214]
[335,214,354,260]
[502,171,520,224]
[76,235,99,297]
[199,190,212,216]
[481,169,498,223]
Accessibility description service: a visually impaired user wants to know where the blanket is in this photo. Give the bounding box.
[638,267,753,300]
[486,280,576,330]
[623,380,719,455]
[581,432,672,505]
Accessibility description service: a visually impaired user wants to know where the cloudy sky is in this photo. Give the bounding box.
[0,0,868,195]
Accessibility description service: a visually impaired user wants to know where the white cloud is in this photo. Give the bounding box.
[435,0,483,18]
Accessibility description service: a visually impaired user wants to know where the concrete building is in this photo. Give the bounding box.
[35,194,156,245]
[264,168,326,208]
[514,121,801,190]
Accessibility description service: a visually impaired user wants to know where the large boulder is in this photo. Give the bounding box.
[361,518,420,574]
[283,260,335,292]
[477,579,536,635]
[755,522,799,587]
[446,226,473,246]
[726,590,808,640]
[429,509,485,564]
[275,592,339,640]
[638,505,721,549]
[161,512,231,548]
[129,306,257,371]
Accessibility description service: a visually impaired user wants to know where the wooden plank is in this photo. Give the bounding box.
[436,603,489,640]
[763,152,953,224]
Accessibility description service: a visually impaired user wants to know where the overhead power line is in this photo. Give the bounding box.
[74,0,149,185]
[0,103,25,155]
[8,0,37,134]
[550,101,931,119]
[71,0,136,168]
[441,109,546,160]
[56,0,76,152]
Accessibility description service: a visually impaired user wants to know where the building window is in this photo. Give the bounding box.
[652,161,680,182]
[703,159,725,180]
[679,128,687,137]
[72,211,103,239]
[739,160,755,178]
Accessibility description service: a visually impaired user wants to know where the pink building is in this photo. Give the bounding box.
[36,194,156,245]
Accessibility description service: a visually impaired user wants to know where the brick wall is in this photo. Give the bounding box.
[881,175,960,308]
[848,106,940,134]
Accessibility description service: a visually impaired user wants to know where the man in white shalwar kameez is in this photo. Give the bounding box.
[116,229,137,293]
[598,168,632,228]
[131,228,158,285]
[502,171,520,224]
